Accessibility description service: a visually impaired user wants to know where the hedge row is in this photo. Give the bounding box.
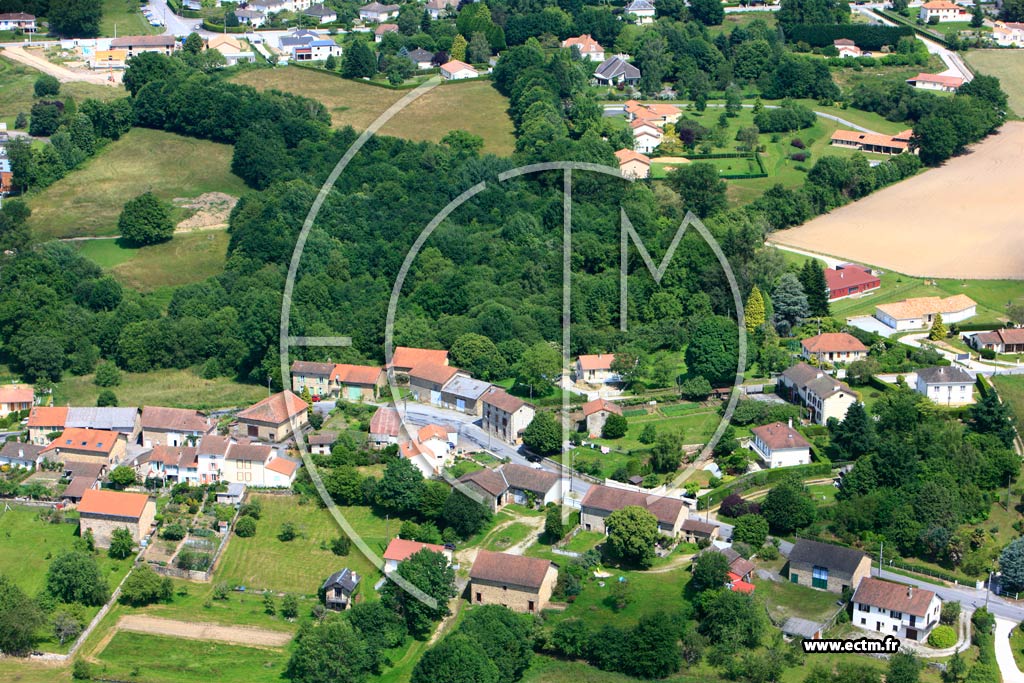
[786,24,913,51]
[874,9,952,47]
[202,20,248,33]
[700,461,833,508]
[887,557,978,585]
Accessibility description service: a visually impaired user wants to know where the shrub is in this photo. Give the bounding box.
[981,348,996,360]
[790,153,807,162]
[331,535,351,556]
[160,523,186,541]
[235,515,257,537]
[927,624,957,648]
[72,659,92,680]
[239,499,262,519]
[278,521,297,542]
[791,138,805,149]
[34,75,60,97]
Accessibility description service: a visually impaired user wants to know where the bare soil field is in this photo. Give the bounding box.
[116,615,292,648]
[769,122,1024,279]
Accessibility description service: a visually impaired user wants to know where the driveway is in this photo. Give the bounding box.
[1,45,118,85]
[995,618,1024,683]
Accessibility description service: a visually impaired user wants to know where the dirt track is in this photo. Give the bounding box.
[116,615,292,647]
[1,46,119,85]
[768,121,1024,279]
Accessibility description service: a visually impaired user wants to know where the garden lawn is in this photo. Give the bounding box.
[544,568,692,629]
[26,129,247,240]
[756,576,844,624]
[123,579,300,632]
[94,631,287,683]
[0,58,120,130]
[563,530,604,554]
[100,0,159,37]
[483,522,535,552]
[215,495,400,595]
[54,368,266,410]
[706,11,776,36]
[229,67,515,155]
[967,50,1024,118]
[75,230,229,291]
[993,375,1024,424]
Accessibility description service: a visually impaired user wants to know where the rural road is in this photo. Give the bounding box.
[0,45,117,85]
[116,615,292,647]
[996,618,1024,683]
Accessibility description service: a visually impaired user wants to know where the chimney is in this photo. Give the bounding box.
[907,586,913,599]
[788,418,793,429]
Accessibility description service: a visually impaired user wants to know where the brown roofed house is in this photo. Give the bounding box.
[581,483,686,536]
[408,365,465,405]
[110,34,177,56]
[581,398,623,438]
[853,577,941,641]
[27,406,68,445]
[290,360,335,398]
[77,489,156,547]
[575,353,617,384]
[234,390,309,443]
[369,407,403,449]
[470,550,557,613]
[41,427,126,466]
[800,333,868,364]
[387,347,449,374]
[140,406,212,448]
[331,363,386,401]
[481,387,536,445]
[749,420,812,468]
[0,384,33,419]
[382,538,451,574]
[680,518,720,544]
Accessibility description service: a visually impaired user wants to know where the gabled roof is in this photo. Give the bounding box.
[27,406,67,428]
[197,434,231,457]
[148,445,197,468]
[236,391,307,425]
[577,353,615,371]
[781,362,824,389]
[61,476,96,501]
[921,0,962,8]
[66,407,138,432]
[369,407,402,437]
[322,568,360,592]
[681,518,719,535]
[853,577,936,617]
[0,12,35,20]
[361,1,400,11]
[441,59,475,73]
[399,439,428,459]
[441,375,491,400]
[751,421,810,451]
[389,347,449,370]
[625,0,655,10]
[226,441,272,462]
[42,428,119,455]
[876,294,976,321]
[562,34,603,53]
[500,462,560,495]
[975,328,1024,346]
[789,538,869,575]
[331,363,384,385]
[907,72,964,88]
[0,385,32,404]
[805,375,854,400]
[615,148,651,166]
[824,264,878,292]
[916,365,973,385]
[291,360,334,377]
[582,399,622,418]
[77,489,150,519]
[308,431,337,446]
[141,406,210,433]
[304,3,336,16]
[266,456,300,476]
[471,550,552,589]
[831,129,908,150]
[481,386,530,414]
[594,56,640,81]
[374,23,398,35]
[111,35,175,47]
[417,424,449,442]
[580,484,684,527]
[405,47,434,62]
[383,538,446,562]
[0,441,44,462]
[458,467,508,497]
[801,333,868,354]
[409,364,462,386]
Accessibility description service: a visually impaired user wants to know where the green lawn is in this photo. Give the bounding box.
[706,11,776,36]
[75,230,229,292]
[544,568,692,629]
[992,375,1024,424]
[54,367,267,410]
[216,495,402,596]
[122,578,300,632]
[0,55,122,129]
[26,128,247,240]
[966,50,1024,118]
[756,576,845,624]
[563,530,604,554]
[483,521,535,552]
[100,0,159,37]
[230,66,516,155]
[94,632,287,683]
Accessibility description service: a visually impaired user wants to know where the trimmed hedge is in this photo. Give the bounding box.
[927,624,957,648]
[700,461,833,508]
[786,24,912,51]
[202,20,248,33]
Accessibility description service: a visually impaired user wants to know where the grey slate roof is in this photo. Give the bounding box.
[404,47,435,63]
[782,617,823,639]
[594,56,640,81]
[788,538,868,576]
[442,375,491,400]
[0,441,44,462]
[322,568,360,592]
[916,365,973,385]
[66,407,138,432]
[625,0,655,10]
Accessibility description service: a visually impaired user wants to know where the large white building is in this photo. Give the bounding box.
[853,578,941,642]
[918,0,967,22]
[914,366,975,406]
[874,295,976,332]
[778,363,859,426]
[749,421,812,468]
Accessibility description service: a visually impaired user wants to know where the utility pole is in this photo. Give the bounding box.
[986,570,993,608]
[878,541,883,578]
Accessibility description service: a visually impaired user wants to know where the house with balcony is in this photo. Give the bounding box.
[853,578,941,642]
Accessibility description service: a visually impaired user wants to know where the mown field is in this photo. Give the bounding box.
[100,0,159,37]
[75,230,229,292]
[229,66,516,155]
[53,367,267,410]
[0,55,121,128]
[26,128,247,239]
[992,374,1024,424]
[966,49,1024,118]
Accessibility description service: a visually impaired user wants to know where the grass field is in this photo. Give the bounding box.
[966,50,1024,118]
[483,521,535,552]
[26,129,247,240]
[545,568,692,629]
[100,0,159,37]
[94,632,287,683]
[0,55,122,128]
[54,368,267,410]
[992,375,1024,424]
[707,11,776,36]
[229,67,516,155]
[124,578,301,632]
[75,230,229,291]
[216,495,400,595]
[757,576,844,623]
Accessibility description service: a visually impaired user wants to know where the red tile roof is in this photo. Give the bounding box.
[77,489,150,518]
[614,148,651,166]
[751,421,810,451]
[27,406,68,428]
[266,457,299,476]
[409,364,461,386]
[470,550,552,589]
[331,363,383,385]
[0,385,33,405]
[801,333,868,354]
[141,406,210,433]
[383,538,446,562]
[577,353,615,371]
[417,424,449,442]
[389,347,449,370]
[582,399,622,417]
[236,390,307,425]
[907,72,963,88]
[824,264,879,293]
[830,129,909,151]
[43,428,119,455]
[853,577,936,617]
[562,33,603,53]
[369,407,402,437]
[374,23,398,35]
[441,59,474,73]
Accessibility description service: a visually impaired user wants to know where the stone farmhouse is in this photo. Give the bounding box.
[470,550,557,613]
[77,489,156,548]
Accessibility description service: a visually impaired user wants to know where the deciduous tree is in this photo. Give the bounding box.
[46,551,109,606]
[381,549,457,638]
[523,411,561,456]
[605,505,659,568]
[118,192,174,246]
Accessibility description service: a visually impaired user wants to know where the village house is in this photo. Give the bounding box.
[575,353,617,384]
[778,362,859,425]
[223,440,301,487]
[458,462,561,511]
[561,34,605,61]
[581,398,623,438]
[140,406,212,448]
[624,100,681,127]
[481,387,535,445]
[440,59,479,80]
[581,484,687,536]
[749,420,812,468]
[67,406,141,442]
[27,406,68,445]
[369,407,403,449]
[702,546,755,591]
[853,578,941,641]
[403,47,435,69]
[196,434,232,484]
[216,482,246,505]
[110,35,177,57]
[824,264,881,300]
[374,23,398,42]
[829,129,912,156]
[800,332,868,364]
[77,489,156,548]
[918,0,967,22]
[308,431,337,455]
[914,365,975,406]
[906,72,963,92]
[234,390,309,443]
[0,441,43,469]
[409,365,466,405]
[41,428,126,466]
[469,550,557,613]
[680,518,720,545]
[399,424,457,477]
[632,119,663,155]
[426,0,457,19]
[833,38,862,57]
[615,148,651,179]
[624,0,656,23]
[142,445,199,485]
[439,375,491,416]
[593,55,641,86]
[322,568,360,610]
[207,35,255,65]
[992,21,1024,46]
[359,2,400,22]
[967,327,1024,354]
[387,346,449,376]
[787,538,872,593]
[874,294,976,331]
[303,3,337,23]
[60,461,105,504]
[382,538,452,574]
[0,384,32,418]
[235,8,266,27]
[333,364,386,401]
[0,12,36,32]
[293,38,343,61]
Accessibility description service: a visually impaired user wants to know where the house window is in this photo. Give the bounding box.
[811,566,829,590]
[893,625,898,632]
[890,611,902,620]
[861,618,866,625]
[790,573,798,584]
[475,592,482,603]
[528,600,535,612]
